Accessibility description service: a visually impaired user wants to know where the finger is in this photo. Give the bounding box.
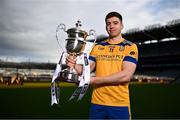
[66,62,74,68]
[68,54,77,60]
[66,57,76,64]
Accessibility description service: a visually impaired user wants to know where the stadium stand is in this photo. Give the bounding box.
[123,19,180,43]
[0,19,179,84]
[123,19,180,83]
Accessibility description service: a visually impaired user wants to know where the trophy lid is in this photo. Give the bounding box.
[66,20,88,39]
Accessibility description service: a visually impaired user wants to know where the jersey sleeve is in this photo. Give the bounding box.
[89,44,98,62]
[123,43,138,64]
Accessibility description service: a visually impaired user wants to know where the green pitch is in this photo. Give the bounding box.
[0,82,180,119]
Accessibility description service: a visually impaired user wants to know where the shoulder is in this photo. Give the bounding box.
[122,39,138,48]
[122,39,133,46]
[121,39,138,54]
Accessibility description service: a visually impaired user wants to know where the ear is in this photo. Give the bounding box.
[106,25,107,29]
[121,23,124,30]
[105,25,108,32]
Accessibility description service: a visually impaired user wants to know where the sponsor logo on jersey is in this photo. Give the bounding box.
[98,46,104,50]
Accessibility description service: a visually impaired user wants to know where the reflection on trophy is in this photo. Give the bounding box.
[51,20,96,105]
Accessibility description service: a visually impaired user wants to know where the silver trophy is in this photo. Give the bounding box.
[51,20,96,105]
[60,20,88,83]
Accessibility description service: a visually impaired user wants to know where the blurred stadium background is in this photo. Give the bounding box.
[0,19,180,119]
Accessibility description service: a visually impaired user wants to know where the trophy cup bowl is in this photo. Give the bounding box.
[66,38,86,54]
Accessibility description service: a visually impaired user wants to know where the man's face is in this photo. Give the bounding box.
[106,17,123,38]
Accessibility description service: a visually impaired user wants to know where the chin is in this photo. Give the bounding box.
[110,34,118,38]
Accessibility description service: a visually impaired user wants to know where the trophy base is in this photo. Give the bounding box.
[60,70,79,84]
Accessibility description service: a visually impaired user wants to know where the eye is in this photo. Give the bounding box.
[113,21,118,25]
[106,22,111,26]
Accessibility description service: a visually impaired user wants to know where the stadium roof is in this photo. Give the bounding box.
[95,19,180,43]
[122,19,180,43]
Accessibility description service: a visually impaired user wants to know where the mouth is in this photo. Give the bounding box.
[110,30,116,34]
[110,29,116,32]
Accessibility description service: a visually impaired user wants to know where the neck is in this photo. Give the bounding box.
[109,34,122,42]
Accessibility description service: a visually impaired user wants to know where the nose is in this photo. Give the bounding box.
[109,23,114,29]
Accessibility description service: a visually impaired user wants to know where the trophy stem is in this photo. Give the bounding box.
[60,54,79,83]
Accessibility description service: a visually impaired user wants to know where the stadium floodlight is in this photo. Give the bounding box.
[160,37,177,42]
[151,40,158,43]
[144,40,151,44]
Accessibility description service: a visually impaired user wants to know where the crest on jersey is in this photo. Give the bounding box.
[109,46,115,52]
[119,46,125,51]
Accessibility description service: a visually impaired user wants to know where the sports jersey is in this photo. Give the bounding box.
[89,38,138,107]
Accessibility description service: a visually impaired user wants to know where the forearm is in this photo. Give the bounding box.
[90,61,136,86]
[91,71,132,85]
[74,61,95,75]
[74,64,83,75]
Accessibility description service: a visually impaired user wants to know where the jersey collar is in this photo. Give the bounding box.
[107,38,125,45]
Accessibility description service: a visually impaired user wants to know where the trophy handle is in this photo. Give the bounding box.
[89,29,97,44]
[57,23,66,32]
[56,23,67,52]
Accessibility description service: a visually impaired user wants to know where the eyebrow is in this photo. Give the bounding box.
[106,20,119,24]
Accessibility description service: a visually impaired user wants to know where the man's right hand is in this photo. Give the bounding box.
[66,55,77,68]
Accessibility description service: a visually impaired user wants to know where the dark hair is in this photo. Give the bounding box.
[105,11,123,22]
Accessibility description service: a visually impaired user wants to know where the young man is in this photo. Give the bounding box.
[67,11,138,119]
